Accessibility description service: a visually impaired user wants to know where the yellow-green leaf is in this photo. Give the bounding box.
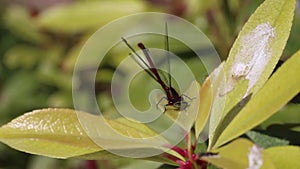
[209,0,296,149]
[225,0,295,101]
[207,62,248,149]
[36,1,146,33]
[214,50,300,148]
[0,108,102,158]
[206,138,275,169]
[0,108,172,159]
[195,75,212,139]
[265,146,300,169]
[195,63,224,139]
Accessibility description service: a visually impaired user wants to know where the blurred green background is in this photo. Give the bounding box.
[0,0,299,169]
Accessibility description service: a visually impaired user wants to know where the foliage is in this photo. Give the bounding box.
[0,0,300,169]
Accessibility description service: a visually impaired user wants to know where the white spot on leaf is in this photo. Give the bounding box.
[224,23,275,96]
[247,145,263,169]
[231,63,250,79]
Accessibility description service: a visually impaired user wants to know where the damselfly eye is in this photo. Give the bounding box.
[173,101,189,111]
[174,102,181,108]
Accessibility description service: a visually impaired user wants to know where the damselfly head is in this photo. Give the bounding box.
[166,100,189,111]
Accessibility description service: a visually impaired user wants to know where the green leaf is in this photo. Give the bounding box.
[205,138,275,169]
[206,63,225,135]
[224,0,295,99]
[0,109,102,158]
[260,103,300,129]
[207,63,247,149]
[196,63,225,140]
[209,0,296,149]
[195,72,213,139]
[246,131,289,148]
[0,108,177,161]
[265,146,300,169]
[36,1,146,33]
[147,80,199,141]
[214,50,300,148]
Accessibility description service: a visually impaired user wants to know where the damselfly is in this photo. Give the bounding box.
[122,23,189,111]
